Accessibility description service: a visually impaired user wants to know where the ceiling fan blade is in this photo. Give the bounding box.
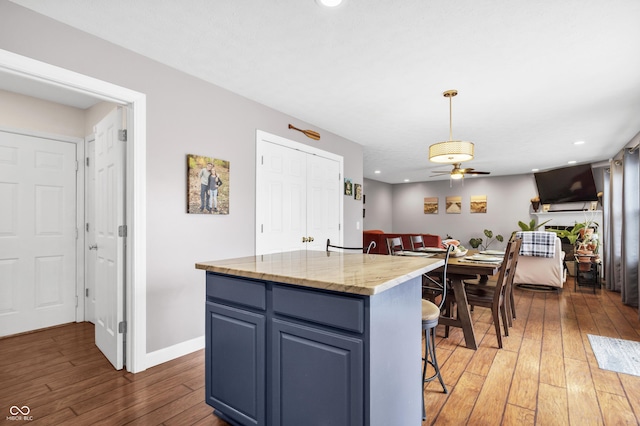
[466,171,491,175]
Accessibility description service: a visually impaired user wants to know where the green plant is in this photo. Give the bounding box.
[469,229,504,250]
[547,223,585,245]
[517,218,551,232]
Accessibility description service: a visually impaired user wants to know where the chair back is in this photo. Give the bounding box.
[326,239,376,254]
[422,245,454,310]
[386,237,404,255]
[491,239,522,306]
[410,235,425,250]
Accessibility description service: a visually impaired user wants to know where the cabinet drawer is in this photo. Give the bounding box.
[273,285,364,333]
[206,273,266,310]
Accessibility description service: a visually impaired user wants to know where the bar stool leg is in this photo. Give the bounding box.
[422,325,448,420]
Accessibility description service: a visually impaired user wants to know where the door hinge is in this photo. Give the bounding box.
[76,160,79,171]
[86,223,90,232]
[86,157,90,167]
[118,225,127,237]
[261,155,264,165]
[261,224,264,233]
[118,321,127,334]
[85,288,89,297]
[118,129,127,142]
[339,223,341,231]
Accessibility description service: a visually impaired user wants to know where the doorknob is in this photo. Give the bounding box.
[88,244,98,250]
[302,237,309,243]
[308,236,314,242]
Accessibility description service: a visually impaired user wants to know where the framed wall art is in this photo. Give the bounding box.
[354,183,362,200]
[187,154,230,215]
[423,197,438,214]
[344,178,353,196]
[445,196,462,214]
[470,195,487,213]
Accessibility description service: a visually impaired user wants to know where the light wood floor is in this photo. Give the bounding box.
[1,277,639,425]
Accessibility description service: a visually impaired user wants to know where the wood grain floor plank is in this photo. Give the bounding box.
[468,350,518,425]
[565,358,603,425]
[508,337,541,410]
[426,371,484,426]
[503,403,535,426]
[536,383,569,426]
[596,390,638,426]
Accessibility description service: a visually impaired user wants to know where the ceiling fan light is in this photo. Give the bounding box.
[429,141,474,163]
[450,172,464,180]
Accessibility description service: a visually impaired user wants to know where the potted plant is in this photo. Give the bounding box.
[469,229,503,251]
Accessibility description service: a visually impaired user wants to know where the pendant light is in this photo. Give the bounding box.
[429,90,474,163]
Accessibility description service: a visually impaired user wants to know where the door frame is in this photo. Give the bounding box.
[255,129,344,254]
[0,49,148,373]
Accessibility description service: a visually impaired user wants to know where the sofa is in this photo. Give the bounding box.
[513,232,566,289]
[363,230,442,255]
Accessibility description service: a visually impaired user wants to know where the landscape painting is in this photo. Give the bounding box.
[187,154,230,215]
[470,195,487,213]
[446,196,462,214]
[424,197,438,214]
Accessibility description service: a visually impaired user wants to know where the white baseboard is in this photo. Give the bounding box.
[144,335,205,369]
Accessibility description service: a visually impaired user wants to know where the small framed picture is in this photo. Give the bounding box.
[354,183,362,200]
[344,178,353,196]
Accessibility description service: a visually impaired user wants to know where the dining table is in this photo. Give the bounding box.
[396,248,503,350]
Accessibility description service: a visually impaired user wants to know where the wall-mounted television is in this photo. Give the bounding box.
[534,164,598,204]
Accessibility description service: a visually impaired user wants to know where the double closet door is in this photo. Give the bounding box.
[256,132,342,255]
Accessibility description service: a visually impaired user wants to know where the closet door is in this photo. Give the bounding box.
[256,135,342,255]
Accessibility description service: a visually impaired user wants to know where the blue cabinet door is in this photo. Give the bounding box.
[206,302,266,426]
[271,319,364,426]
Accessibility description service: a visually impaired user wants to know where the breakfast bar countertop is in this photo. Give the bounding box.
[195,249,443,296]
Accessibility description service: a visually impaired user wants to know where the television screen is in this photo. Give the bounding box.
[534,164,598,204]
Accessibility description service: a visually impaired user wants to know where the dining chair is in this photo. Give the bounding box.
[410,235,425,250]
[465,237,522,326]
[386,237,404,255]
[326,239,376,254]
[463,238,522,349]
[421,244,453,419]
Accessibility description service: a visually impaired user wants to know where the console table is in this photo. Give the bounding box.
[196,250,443,426]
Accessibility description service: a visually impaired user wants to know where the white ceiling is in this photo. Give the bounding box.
[9,0,640,183]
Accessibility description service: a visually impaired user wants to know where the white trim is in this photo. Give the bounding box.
[145,336,205,369]
[0,49,148,373]
[255,129,344,253]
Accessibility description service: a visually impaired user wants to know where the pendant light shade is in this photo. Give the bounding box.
[429,90,474,163]
[429,140,474,163]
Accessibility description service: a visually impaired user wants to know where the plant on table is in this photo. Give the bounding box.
[468,229,503,251]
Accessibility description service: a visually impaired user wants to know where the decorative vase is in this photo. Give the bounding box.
[531,201,540,212]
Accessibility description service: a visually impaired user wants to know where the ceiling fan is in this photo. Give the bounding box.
[430,163,491,180]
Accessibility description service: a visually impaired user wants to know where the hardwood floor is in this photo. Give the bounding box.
[1,276,638,425]
[424,276,640,425]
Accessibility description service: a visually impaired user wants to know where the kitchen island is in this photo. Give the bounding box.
[196,250,443,426]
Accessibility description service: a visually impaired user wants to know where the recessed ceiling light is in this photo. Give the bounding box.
[574,141,585,145]
[568,160,577,164]
[404,179,410,182]
[316,0,343,7]
[374,170,381,174]
[532,168,539,172]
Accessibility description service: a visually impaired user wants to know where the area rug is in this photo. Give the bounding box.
[587,334,640,377]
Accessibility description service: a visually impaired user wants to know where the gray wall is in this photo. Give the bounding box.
[365,174,538,250]
[363,178,393,231]
[0,1,363,353]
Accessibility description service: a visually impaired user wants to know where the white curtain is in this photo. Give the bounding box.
[604,133,640,315]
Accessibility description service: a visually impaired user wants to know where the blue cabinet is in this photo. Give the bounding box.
[205,271,422,426]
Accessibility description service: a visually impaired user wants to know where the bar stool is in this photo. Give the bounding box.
[421,245,452,420]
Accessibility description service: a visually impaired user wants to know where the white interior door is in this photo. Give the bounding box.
[0,131,77,337]
[256,132,342,255]
[306,154,341,251]
[94,107,125,370]
[257,140,307,254]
